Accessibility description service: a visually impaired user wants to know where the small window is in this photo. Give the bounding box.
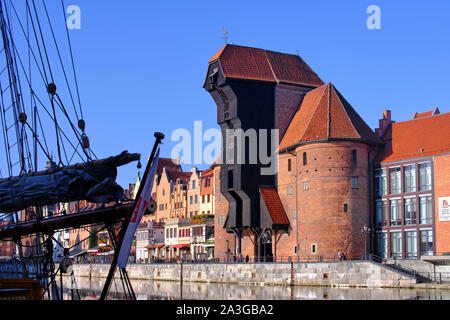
[303,152,307,166]
[344,204,348,212]
[287,186,293,196]
[228,169,234,189]
[303,181,309,191]
[292,210,297,219]
[288,159,292,172]
[351,177,359,189]
[352,150,357,165]
[294,245,298,255]
[311,244,317,254]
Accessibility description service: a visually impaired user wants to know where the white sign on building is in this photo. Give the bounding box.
[439,197,450,222]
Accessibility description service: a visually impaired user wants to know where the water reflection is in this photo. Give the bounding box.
[62,276,450,301]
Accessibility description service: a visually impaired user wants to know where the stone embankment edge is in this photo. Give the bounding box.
[63,261,450,290]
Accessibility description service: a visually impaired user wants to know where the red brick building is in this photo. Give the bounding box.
[373,109,450,259]
[204,44,450,261]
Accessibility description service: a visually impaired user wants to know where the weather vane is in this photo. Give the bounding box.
[221,28,229,44]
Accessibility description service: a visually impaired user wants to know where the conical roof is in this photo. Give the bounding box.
[279,83,382,150]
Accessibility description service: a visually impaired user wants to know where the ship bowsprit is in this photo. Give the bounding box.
[0,151,140,213]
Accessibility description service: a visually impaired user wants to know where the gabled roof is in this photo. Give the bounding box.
[209,44,324,87]
[260,187,290,226]
[166,169,192,183]
[200,168,214,177]
[279,83,382,150]
[376,112,450,164]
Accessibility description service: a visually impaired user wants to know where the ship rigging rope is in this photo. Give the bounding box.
[5,0,95,167]
[29,0,54,84]
[60,0,83,122]
[2,222,114,251]
[8,41,86,163]
[42,0,80,123]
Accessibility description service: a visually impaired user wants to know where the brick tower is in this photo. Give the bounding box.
[278,83,383,260]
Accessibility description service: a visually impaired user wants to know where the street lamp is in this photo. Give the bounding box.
[150,239,156,263]
[361,225,372,260]
[226,240,230,263]
[192,236,198,262]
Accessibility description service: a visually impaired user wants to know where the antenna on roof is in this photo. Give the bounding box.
[221,28,229,44]
[296,50,300,56]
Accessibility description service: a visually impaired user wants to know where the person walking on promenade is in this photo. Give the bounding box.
[338,251,342,261]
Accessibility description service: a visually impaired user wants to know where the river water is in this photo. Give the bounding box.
[61,276,450,301]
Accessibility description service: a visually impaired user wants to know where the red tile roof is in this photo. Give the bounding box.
[209,44,324,87]
[166,169,192,183]
[376,112,450,164]
[260,187,290,225]
[412,108,440,120]
[414,111,434,119]
[157,158,181,175]
[279,83,382,150]
[200,168,214,177]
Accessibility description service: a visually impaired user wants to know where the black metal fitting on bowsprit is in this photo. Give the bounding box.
[154,132,165,140]
[47,83,57,95]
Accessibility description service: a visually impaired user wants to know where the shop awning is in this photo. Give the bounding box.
[146,244,165,249]
[171,244,190,249]
[69,249,87,258]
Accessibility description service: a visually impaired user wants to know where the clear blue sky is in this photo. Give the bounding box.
[32,0,450,188]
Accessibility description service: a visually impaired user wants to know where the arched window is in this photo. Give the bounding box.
[303,152,307,166]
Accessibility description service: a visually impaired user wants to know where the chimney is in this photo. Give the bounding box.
[375,110,394,138]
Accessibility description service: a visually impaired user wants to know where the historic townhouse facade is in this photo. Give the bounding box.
[199,168,215,216]
[187,167,201,218]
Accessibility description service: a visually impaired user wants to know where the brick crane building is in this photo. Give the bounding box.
[204,44,450,261]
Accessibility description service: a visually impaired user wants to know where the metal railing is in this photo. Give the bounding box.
[368,254,450,284]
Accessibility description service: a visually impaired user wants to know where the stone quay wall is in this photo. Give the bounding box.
[69,261,417,289]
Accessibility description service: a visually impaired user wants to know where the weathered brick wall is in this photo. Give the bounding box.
[277,141,371,260]
[275,84,308,140]
[214,165,235,260]
[434,154,450,254]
